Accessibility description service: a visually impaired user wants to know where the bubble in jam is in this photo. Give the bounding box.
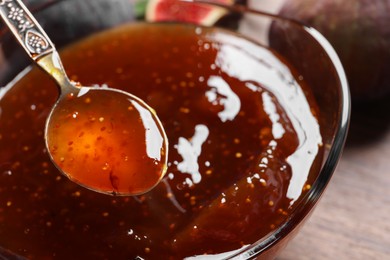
[46,87,168,195]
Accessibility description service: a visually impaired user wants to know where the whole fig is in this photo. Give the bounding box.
[277,0,390,101]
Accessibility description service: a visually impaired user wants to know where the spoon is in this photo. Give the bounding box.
[0,0,168,196]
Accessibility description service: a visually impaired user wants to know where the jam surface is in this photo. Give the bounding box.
[0,23,322,259]
[47,87,167,196]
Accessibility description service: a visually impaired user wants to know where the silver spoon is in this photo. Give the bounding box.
[0,0,168,196]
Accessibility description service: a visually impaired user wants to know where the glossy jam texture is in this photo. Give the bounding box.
[0,23,322,259]
[47,88,167,195]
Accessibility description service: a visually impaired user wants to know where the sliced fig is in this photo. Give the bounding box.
[146,0,234,26]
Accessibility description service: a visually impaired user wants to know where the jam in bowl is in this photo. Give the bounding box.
[0,1,350,259]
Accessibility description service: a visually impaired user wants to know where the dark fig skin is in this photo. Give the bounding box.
[277,0,390,101]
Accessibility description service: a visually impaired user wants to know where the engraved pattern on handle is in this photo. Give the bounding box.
[0,0,54,59]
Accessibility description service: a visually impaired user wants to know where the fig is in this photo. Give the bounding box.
[146,0,232,26]
[276,0,390,101]
[146,0,246,26]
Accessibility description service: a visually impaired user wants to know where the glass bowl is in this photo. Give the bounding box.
[0,0,350,259]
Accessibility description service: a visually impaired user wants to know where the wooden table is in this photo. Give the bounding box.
[279,100,390,259]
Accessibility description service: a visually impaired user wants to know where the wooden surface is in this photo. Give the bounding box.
[279,100,390,259]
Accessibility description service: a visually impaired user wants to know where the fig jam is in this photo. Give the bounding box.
[0,23,323,259]
[46,87,168,196]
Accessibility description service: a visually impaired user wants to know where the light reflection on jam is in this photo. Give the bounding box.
[0,23,322,259]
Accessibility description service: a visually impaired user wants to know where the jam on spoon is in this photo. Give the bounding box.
[0,0,168,195]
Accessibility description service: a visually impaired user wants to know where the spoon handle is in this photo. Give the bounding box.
[0,0,75,93]
[0,0,55,60]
